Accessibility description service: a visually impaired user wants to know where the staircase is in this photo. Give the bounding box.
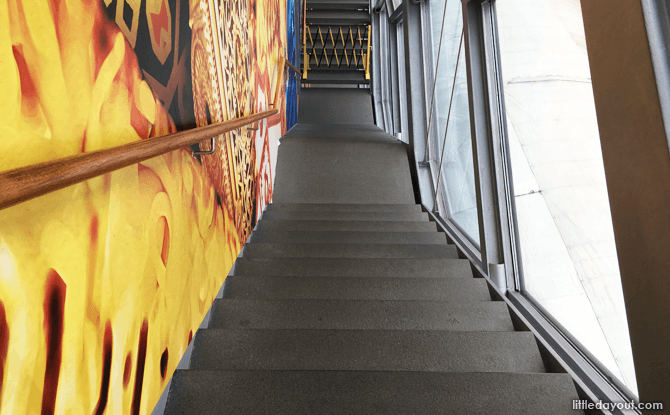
[302,0,371,87]
[161,89,583,414]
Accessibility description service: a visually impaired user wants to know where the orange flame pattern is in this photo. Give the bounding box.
[0,0,285,412]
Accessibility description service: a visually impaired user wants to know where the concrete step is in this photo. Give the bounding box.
[189,329,546,373]
[304,76,369,85]
[208,299,514,331]
[304,69,366,78]
[221,276,491,301]
[307,11,371,25]
[281,123,396,141]
[280,133,397,144]
[231,258,472,278]
[240,243,458,259]
[253,219,438,232]
[273,139,414,204]
[307,0,370,10]
[247,230,448,244]
[165,371,582,415]
[260,210,429,221]
[296,88,374,125]
[265,203,422,212]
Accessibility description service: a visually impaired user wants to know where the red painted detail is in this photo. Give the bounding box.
[132,320,149,415]
[0,301,8,409]
[150,1,169,44]
[93,322,113,415]
[41,270,66,415]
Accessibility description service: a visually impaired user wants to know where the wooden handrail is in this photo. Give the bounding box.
[285,58,300,76]
[0,109,277,210]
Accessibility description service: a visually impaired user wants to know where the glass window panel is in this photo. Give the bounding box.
[425,0,480,244]
[496,0,637,395]
[396,22,409,141]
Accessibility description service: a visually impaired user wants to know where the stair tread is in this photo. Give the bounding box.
[303,78,370,84]
[253,220,438,232]
[260,211,429,221]
[221,275,491,301]
[248,230,448,244]
[265,203,422,212]
[293,88,376,130]
[307,10,371,24]
[281,122,393,139]
[190,329,546,373]
[209,299,514,331]
[166,370,582,415]
[307,0,370,7]
[240,242,458,259]
[231,257,472,278]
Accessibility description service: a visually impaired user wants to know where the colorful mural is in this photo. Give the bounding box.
[0,0,290,413]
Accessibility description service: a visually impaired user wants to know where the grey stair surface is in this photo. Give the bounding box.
[208,299,515,331]
[265,202,422,211]
[283,122,396,140]
[248,230,449,244]
[161,64,584,414]
[261,210,429,221]
[240,242,458,258]
[307,10,370,25]
[305,70,368,84]
[230,258,473,278]
[253,219,438,232]
[190,329,545,372]
[221,276,492,301]
[167,371,580,415]
[296,88,373,124]
[307,0,369,10]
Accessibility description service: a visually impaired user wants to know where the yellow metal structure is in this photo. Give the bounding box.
[302,24,370,72]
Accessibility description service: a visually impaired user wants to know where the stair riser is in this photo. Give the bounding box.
[189,329,546,373]
[247,231,448,244]
[304,79,369,84]
[240,243,458,259]
[221,276,492,301]
[166,371,582,415]
[307,1,369,11]
[209,299,515,331]
[261,211,429,221]
[264,203,422,212]
[307,12,371,25]
[231,258,473,278]
[253,220,438,232]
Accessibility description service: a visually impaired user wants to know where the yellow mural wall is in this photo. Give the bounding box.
[0,0,287,413]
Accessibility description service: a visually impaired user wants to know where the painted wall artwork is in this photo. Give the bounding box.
[0,0,292,412]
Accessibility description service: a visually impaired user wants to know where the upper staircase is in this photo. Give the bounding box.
[160,89,584,414]
[302,0,371,87]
